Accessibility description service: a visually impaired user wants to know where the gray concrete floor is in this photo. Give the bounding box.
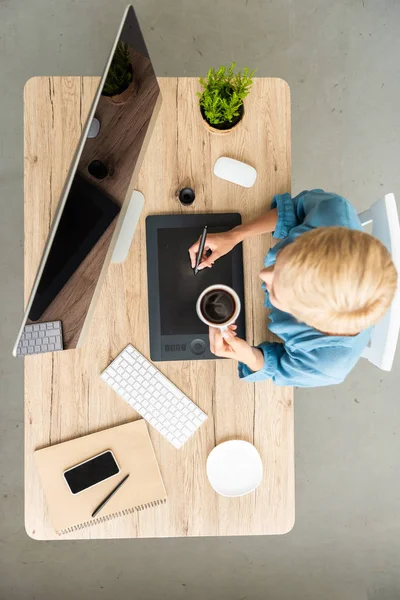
[1,0,400,598]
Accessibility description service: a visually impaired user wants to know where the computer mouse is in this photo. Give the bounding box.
[213,157,257,188]
[87,117,100,139]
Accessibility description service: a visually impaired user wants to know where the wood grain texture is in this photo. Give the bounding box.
[24,77,294,539]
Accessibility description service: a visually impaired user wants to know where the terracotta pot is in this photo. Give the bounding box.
[200,103,245,135]
[106,77,136,105]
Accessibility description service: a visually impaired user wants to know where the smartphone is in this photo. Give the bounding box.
[63,450,120,495]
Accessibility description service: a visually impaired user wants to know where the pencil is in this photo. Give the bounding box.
[194,225,208,275]
[91,474,130,518]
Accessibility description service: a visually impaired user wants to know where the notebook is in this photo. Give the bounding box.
[34,419,167,534]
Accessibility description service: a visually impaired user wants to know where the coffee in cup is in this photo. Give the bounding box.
[196,285,241,330]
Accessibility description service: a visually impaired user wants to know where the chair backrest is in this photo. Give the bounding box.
[358,193,400,371]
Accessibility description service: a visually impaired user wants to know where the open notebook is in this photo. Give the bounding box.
[34,420,167,534]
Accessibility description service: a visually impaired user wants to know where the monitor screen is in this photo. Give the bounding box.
[14,6,160,355]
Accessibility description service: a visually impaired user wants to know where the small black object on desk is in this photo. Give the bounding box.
[178,187,196,206]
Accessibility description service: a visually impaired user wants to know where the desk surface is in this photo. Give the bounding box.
[24,77,293,539]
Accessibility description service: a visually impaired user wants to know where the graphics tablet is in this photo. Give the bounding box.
[146,213,246,361]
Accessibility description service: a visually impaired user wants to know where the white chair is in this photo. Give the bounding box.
[358,193,400,371]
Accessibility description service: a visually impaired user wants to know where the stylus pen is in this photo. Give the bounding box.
[194,225,208,275]
[91,474,130,518]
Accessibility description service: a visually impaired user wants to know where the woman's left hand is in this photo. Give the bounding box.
[209,326,264,372]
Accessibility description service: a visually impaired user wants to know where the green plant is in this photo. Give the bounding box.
[102,42,133,96]
[198,63,256,126]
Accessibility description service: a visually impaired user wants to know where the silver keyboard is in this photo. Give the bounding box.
[101,344,208,449]
[16,321,63,356]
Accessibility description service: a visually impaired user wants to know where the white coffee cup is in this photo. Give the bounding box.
[196,284,241,332]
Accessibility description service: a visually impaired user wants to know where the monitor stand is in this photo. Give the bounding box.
[111,190,145,264]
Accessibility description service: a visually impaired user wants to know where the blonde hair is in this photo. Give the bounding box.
[275,227,398,335]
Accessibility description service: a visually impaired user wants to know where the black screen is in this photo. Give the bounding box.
[157,226,234,336]
[28,175,120,321]
[64,451,119,495]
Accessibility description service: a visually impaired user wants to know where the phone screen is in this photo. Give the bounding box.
[64,451,119,494]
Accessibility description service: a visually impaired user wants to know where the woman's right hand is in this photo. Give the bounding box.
[188,231,238,270]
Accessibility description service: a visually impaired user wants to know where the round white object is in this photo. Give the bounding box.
[206,440,263,497]
[87,117,100,139]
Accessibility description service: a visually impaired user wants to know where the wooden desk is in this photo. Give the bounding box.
[24,77,294,539]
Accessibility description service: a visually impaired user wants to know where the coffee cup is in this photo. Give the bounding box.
[196,284,241,332]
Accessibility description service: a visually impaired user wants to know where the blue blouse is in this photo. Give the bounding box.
[238,189,372,387]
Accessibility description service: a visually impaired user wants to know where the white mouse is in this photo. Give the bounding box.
[213,157,257,188]
[87,117,100,139]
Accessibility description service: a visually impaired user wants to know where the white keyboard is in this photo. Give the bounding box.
[101,344,207,449]
[16,321,63,356]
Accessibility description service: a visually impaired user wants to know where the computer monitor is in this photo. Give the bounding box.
[13,5,161,356]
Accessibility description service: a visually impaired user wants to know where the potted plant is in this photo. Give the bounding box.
[197,63,256,134]
[102,41,135,105]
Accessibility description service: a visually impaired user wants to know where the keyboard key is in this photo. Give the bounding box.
[154,372,182,397]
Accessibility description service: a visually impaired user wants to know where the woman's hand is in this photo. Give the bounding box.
[209,326,264,372]
[188,231,237,270]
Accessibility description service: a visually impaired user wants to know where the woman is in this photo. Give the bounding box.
[189,190,397,387]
